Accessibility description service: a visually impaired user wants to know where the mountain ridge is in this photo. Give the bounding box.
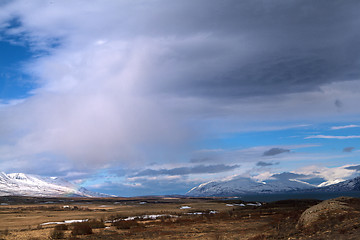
[186,176,315,196]
[0,172,110,197]
[186,175,360,197]
[297,176,360,193]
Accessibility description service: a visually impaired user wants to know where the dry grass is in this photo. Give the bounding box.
[71,222,93,236]
[1,197,360,239]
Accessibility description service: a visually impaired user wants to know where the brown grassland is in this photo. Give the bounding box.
[1,196,360,239]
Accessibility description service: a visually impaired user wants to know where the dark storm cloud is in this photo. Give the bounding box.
[263,148,290,156]
[133,164,240,177]
[256,161,279,167]
[335,99,343,109]
[343,147,355,152]
[345,165,360,171]
[145,0,360,100]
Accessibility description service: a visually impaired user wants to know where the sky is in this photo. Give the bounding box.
[0,0,360,196]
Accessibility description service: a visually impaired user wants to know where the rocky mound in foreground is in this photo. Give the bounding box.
[297,196,360,231]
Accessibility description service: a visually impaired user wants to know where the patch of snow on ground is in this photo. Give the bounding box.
[235,203,245,207]
[246,203,262,206]
[180,206,191,209]
[227,203,257,207]
[41,219,88,225]
[185,212,204,215]
[108,211,219,223]
[183,210,219,215]
[110,214,178,222]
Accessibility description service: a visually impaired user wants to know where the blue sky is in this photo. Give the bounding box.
[0,40,33,100]
[0,0,360,196]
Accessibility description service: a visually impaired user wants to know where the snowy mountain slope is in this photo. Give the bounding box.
[0,172,109,197]
[186,176,315,196]
[305,177,360,192]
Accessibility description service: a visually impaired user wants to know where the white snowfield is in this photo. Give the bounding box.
[109,211,218,222]
[247,203,262,206]
[180,206,191,209]
[41,219,88,225]
[185,211,218,215]
[123,215,177,221]
[0,172,108,197]
[107,214,179,222]
[226,203,251,207]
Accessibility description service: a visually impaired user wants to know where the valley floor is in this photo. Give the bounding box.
[0,196,360,239]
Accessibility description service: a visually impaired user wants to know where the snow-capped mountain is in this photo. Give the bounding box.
[307,176,360,192]
[186,176,315,197]
[0,172,109,197]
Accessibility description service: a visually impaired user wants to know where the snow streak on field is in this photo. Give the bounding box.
[107,211,219,222]
[41,219,88,225]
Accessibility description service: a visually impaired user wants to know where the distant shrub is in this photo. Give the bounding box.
[338,228,348,234]
[108,214,126,221]
[214,232,224,240]
[0,229,9,236]
[50,228,64,239]
[112,220,140,229]
[88,219,105,229]
[54,224,68,231]
[66,236,80,240]
[248,234,267,240]
[66,237,80,240]
[71,222,92,236]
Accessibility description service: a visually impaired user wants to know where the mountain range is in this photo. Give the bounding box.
[186,175,360,197]
[0,172,109,197]
[2,171,360,198]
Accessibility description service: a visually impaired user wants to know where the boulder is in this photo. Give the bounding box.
[296,197,360,229]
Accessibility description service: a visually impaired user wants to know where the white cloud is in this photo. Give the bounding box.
[296,165,357,186]
[251,171,275,182]
[331,124,360,130]
[0,0,360,179]
[305,135,360,139]
[0,3,197,171]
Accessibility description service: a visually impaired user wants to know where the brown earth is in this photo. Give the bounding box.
[0,196,360,239]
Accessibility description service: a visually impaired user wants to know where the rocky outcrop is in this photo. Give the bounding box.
[297,197,360,229]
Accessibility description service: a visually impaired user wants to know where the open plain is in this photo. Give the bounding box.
[1,196,360,239]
